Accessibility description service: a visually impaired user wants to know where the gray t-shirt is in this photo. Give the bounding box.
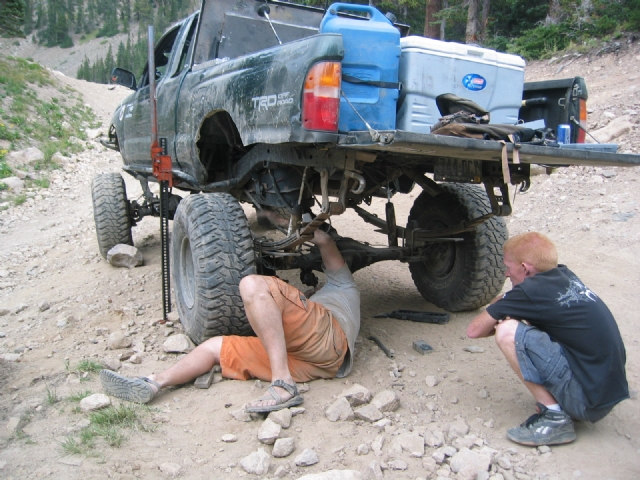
[309,264,360,377]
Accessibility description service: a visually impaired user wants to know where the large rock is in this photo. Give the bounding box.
[240,448,270,475]
[79,394,111,412]
[370,390,399,412]
[590,116,633,143]
[424,428,445,448]
[158,463,181,476]
[268,408,292,428]
[297,471,363,480]
[449,447,491,480]
[447,417,470,440]
[338,384,372,406]
[258,418,281,445]
[1,177,24,193]
[272,437,295,457]
[107,244,143,268]
[162,334,194,353]
[396,431,424,457]
[107,331,132,350]
[295,448,319,466]
[354,404,383,422]
[326,397,354,422]
[7,147,44,167]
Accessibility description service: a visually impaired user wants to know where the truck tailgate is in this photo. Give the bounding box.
[337,131,640,167]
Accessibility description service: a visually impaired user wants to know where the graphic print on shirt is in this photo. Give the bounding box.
[557,278,598,307]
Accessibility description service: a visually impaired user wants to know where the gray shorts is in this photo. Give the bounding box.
[515,323,611,423]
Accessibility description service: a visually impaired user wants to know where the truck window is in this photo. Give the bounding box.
[175,16,199,76]
[193,0,325,65]
[138,25,181,89]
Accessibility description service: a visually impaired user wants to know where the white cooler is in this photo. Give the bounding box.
[396,36,526,133]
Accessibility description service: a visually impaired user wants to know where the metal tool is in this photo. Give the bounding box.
[375,310,450,324]
[148,25,173,322]
[367,335,394,358]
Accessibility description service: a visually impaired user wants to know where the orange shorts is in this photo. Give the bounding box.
[220,276,348,383]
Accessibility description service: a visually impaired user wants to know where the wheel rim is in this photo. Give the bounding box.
[179,236,195,309]
[420,217,458,280]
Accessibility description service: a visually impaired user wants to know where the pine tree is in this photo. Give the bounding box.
[116,40,127,68]
[134,0,154,24]
[0,0,26,38]
[104,44,116,77]
[24,0,34,35]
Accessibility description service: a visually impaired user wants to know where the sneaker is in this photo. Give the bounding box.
[100,370,160,404]
[506,403,577,446]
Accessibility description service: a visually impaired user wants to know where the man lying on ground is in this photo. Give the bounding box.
[100,228,360,413]
[468,231,628,446]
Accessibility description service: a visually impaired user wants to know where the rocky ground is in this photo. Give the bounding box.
[0,40,639,480]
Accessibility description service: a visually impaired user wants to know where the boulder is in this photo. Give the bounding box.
[107,244,143,268]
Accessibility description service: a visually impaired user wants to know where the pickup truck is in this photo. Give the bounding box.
[95,0,640,344]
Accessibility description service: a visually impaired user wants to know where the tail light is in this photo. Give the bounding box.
[302,62,341,132]
[576,98,587,143]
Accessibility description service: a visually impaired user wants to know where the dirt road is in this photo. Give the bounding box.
[0,48,639,479]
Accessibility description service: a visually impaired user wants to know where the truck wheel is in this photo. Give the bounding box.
[172,193,256,344]
[408,184,507,311]
[91,173,133,258]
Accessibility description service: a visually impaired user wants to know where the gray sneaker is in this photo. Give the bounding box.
[507,403,577,446]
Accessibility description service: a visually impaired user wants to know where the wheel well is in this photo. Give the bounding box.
[196,111,246,183]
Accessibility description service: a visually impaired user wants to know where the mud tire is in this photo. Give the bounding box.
[408,183,507,311]
[172,193,256,344]
[91,173,133,258]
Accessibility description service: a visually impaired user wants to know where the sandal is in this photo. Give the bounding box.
[100,370,160,404]
[245,379,304,413]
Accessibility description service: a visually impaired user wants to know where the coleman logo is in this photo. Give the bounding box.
[462,74,487,91]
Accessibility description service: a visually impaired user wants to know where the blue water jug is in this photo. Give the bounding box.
[320,3,400,133]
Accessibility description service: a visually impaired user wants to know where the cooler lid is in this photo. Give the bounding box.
[400,36,525,69]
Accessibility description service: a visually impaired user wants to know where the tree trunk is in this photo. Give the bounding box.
[480,0,490,40]
[546,0,562,25]
[466,0,479,44]
[423,0,442,39]
[441,0,448,40]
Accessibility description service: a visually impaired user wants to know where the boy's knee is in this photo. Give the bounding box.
[239,275,268,297]
[494,319,519,348]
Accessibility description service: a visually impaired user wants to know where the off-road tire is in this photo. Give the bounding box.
[408,183,507,311]
[172,193,256,344]
[91,173,133,258]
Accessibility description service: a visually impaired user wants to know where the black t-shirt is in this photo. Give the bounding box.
[487,265,628,410]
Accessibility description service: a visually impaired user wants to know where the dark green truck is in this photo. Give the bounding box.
[94,0,640,344]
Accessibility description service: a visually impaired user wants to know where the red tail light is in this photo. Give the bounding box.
[576,98,587,143]
[302,62,341,132]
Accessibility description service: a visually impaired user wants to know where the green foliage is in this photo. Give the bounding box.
[68,390,92,402]
[507,22,572,59]
[62,404,154,455]
[0,152,12,179]
[13,193,26,205]
[76,360,103,374]
[32,177,50,188]
[0,0,26,38]
[46,385,60,405]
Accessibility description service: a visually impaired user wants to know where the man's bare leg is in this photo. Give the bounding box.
[240,274,296,409]
[100,336,223,403]
[495,320,558,406]
[148,336,223,389]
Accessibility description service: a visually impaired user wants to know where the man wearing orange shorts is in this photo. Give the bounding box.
[100,228,360,413]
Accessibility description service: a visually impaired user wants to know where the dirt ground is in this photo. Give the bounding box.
[0,42,639,480]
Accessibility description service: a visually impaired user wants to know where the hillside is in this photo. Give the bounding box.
[0,34,639,480]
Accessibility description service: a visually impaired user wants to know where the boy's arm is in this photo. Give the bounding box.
[310,229,345,273]
[467,294,504,338]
